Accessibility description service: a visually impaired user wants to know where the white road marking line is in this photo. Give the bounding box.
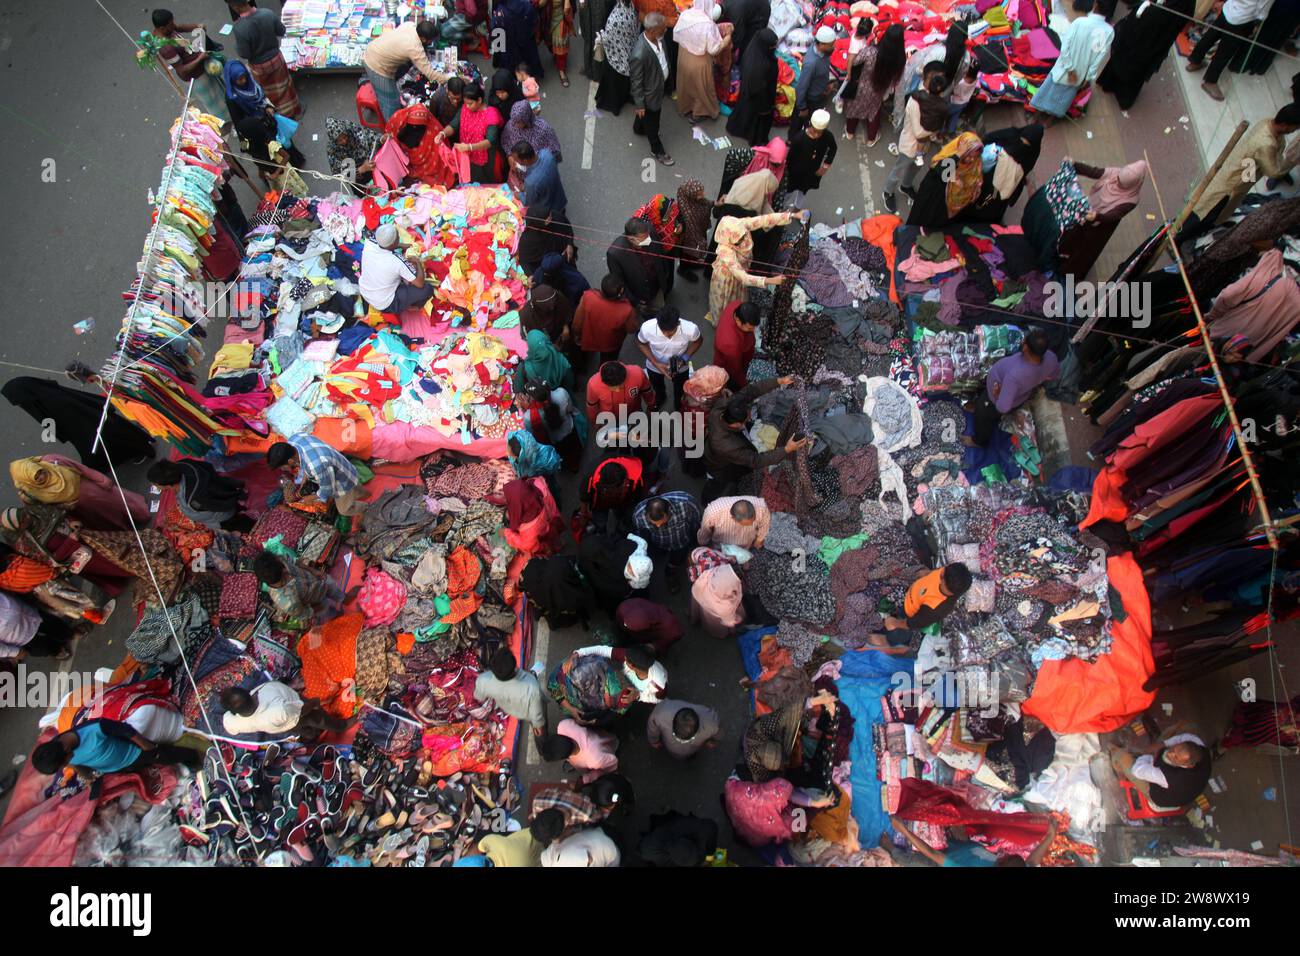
[524,619,551,765]
[857,136,876,216]
[582,80,598,170]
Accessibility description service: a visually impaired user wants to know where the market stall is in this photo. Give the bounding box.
[0,107,547,867]
[718,208,1144,865]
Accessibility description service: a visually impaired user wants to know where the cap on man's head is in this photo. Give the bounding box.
[811,109,831,130]
[815,25,836,44]
[375,223,400,249]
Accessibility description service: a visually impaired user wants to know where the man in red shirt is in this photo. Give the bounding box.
[586,361,658,421]
[573,275,640,368]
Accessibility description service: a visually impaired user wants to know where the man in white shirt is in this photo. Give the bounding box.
[637,305,702,410]
[359,223,435,316]
[539,826,622,866]
[647,699,721,759]
[1110,732,1213,810]
[1188,0,1275,100]
[221,682,350,738]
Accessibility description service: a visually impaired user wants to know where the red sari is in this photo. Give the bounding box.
[385,105,456,188]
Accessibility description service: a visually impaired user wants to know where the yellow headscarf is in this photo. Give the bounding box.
[10,457,80,506]
[931,131,984,219]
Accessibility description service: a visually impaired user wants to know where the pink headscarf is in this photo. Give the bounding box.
[743,136,789,183]
[692,564,743,627]
[675,0,724,57]
[1089,160,1147,217]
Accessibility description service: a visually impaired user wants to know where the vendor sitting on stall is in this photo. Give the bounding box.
[221,681,353,740]
[873,563,972,654]
[359,222,435,318]
[267,436,367,516]
[1108,732,1213,811]
[985,328,1060,414]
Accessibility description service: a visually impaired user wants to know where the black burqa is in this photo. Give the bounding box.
[1097,0,1196,109]
[490,68,524,117]
[521,555,593,627]
[726,28,780,146]
[177,459,245,514]
[728,0,773,62]
[577,533,637,615]
[1,377,154,472]
[965,123,1044,222]
[518,205,575,275]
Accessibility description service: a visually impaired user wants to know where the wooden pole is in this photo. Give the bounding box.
[1145,148,1280,551]
[1173,120,1248,237]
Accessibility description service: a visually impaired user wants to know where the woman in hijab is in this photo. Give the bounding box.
[493,0,544,79]
[9,455,149,531]
[726,27,779,145]
[521,555,593,629]
[503,477,565,562]
[680,364,730,475]
[515,328,576,393]
[689,547,744,637]
[717,168,780,218]
[633,194,682,258]
[967,123,1044,222]
[145,458,252,532]
[518,204,577,277]
[508,429,562,479]
[502,100,564,176]
[578,533,639,614]
[490,68,525,117]
[223,61,271,122]
[906,131,984,228]
[522,380,586,471]
[325,117,382,193]
[581,0,617,78]
[385,103,456,187]
[842,22,905,146]
[1,377,153,473]
[675,0,732,121]
[712,156,785,275]
[1057,158,1148,278]
[595,0,640,114]
[709,209,803,322]
[435,84,506,184]
[533,250,592,306]
[1097,0,1196,108]
[520,286,577,359]
[676,179,713,279]
[234,115,307,193]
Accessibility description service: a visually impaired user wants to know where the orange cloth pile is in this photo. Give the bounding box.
[441,547,484,625]
[299,612,364,718]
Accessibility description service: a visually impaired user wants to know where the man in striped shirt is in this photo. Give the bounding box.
[697,496,770,550]
[632,491,702,592]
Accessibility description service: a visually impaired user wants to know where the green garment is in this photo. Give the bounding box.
[818,531,870,567]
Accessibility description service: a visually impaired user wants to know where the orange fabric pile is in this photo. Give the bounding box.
[299,612,364,718]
